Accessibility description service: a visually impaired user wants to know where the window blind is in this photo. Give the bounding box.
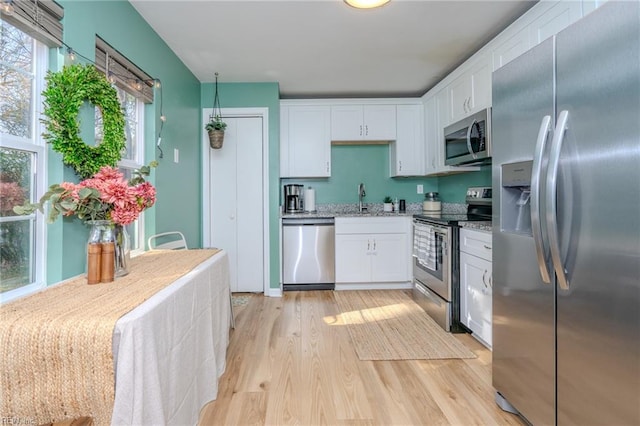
[1,0,63,47]
[95,36,154,104]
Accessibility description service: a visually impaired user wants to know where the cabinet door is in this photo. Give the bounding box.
[470,57,491,112]
[331,105,363,140]
[493,27,531,71]
[363,105,396,140]
[335,234,371,282]
[460,252,492,347]
[370,233,409,282]
[449,72,472,123]
[529,0,582,46]
[288,106,331,177]
[423,95,439,175]
[391,104,424,176]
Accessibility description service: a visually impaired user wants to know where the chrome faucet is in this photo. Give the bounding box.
[358,183,366,212]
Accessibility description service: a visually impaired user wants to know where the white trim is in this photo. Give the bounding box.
[334,282,413,291]
[202,107,270,296]
[268,287,283,298]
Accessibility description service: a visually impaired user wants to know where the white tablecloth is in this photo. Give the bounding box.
[111,250,231,425]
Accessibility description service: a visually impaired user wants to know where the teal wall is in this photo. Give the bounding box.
[282,145,438,204]
[437,167,491,203]
[200,82,281,290]
[49,0,201,283]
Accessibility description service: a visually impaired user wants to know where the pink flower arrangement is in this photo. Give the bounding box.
[13,163,157,225]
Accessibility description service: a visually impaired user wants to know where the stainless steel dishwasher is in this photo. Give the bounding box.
[282,217,335,290]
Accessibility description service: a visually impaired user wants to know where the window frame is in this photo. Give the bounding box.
[0,25,48,303]
[116,92,146,256]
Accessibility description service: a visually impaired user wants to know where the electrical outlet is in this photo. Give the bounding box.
[173,148,179,163]
[417,184,424,194]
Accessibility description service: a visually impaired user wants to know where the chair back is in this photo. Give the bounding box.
[148,232,188,251]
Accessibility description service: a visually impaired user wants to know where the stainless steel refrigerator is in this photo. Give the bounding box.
[491,2,640,425]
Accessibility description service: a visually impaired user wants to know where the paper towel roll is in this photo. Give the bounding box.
[304,187,316,212]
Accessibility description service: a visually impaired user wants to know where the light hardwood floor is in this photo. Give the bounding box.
[199,290,524,426]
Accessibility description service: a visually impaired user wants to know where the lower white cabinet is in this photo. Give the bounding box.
[459,228,492,348]
[335,217,411,286]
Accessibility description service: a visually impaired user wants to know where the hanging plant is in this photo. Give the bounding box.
[42,63,126,179]
[205,72,226,149]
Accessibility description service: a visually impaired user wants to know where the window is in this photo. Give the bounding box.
[0,20,47,300]
[94,37,153,254]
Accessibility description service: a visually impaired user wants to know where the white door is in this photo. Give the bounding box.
[210,116,264,292]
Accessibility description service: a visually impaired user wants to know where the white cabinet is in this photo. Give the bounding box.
[448,56,492,124]
[331,104,396,141]
[423,90,479,176]
[280,104,331,178]
[459,228,492,348]
[528,0,582,46]
[492,27,531,71]
[335,217,411,286]
[390,104,424,177]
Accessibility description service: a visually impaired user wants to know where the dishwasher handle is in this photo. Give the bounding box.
[282,218,335,226]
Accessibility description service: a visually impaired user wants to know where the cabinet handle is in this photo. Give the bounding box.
[373,240,376,251]
[483,244,492,250]
[365,125,369,136]
[367,240,370,251]
[399,160,402,171]
[489,274,492,288]
[360,125,363,136]
[326,162,330,173]
[482,270,488,288]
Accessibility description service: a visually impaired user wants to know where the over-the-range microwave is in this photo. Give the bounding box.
[444,108,491,166]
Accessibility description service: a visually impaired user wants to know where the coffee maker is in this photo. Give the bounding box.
[283,184,304,213]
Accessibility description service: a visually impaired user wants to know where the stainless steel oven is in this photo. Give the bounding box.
[412,218,460,331]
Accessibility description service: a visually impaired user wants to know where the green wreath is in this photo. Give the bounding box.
[42,63,125,179]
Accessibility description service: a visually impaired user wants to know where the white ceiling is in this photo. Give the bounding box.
[130,0,536,98]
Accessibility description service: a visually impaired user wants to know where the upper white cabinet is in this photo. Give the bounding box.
[528,1,582,46]
[448,56,492,124]
[280,104,331,178]
[492,27,531,71]
[390,104,424,177]
[331,104,396,141]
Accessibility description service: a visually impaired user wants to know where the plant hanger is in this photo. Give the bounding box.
[210,72,222,123]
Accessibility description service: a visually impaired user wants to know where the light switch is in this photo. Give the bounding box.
[417,184,424,194]
[173,148,179,163]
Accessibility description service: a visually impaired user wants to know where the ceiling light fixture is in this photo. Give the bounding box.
[344,0,390,9]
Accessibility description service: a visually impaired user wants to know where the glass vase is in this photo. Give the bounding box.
[114,224,131,277]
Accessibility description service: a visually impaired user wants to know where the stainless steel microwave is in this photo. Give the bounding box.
[444,108,491,166]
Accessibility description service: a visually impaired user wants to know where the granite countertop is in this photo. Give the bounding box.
[459,221,493,232]
[281,202,469,219]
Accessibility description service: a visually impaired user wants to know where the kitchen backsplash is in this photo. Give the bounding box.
[281,144,491,205]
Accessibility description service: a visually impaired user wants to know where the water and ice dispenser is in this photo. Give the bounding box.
[501,161,533,235]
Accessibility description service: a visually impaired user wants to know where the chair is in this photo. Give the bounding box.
[146,231,235,328]
[147,231,188,251]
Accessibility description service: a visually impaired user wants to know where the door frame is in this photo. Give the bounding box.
[201,107,270,295]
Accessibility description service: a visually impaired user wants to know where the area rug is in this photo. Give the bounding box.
[231,294,251,307]
[333,290,476,361]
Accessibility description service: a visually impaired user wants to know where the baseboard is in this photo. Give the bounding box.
[267,287,283,297]
[334,282,413,291]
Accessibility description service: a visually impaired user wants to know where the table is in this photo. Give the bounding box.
[0,249,232,426]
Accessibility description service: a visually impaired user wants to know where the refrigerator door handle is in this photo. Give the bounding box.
[547,110,570,290]
[531,115,553,284]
